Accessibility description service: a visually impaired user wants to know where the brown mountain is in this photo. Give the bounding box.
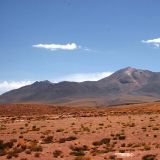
[0,67,160,106]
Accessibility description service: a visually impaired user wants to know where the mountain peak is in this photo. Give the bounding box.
[33,80,52,85]
[121,66,137,72]
[121,67,137,75]
[109,67,137,78]
[124,66,135,70]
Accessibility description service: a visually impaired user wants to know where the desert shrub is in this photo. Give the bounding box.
[83,127,90,132]
[20,158,28,160]
[0,140,14,157]
[144,145,151,151]
[129,123,135,127]
[0,140,4,149]
[66,136,77,141]
[119,149,125,153]
[92,141,101,146]
[74,156,83,160]
[59,138,66,143]
[154,134,157,138]
[152,127,159,130]
[56,128,64,132]
[42,136,53,144]
[70,145,88,156]
[25,123,28,127]
[25,149,31,154]
[31,145,42,152]
[81,125,90,132]
[4,141,14,149]
[32,125,36,130]
[70,151,85,156]
[108,155,116,160]
[75,156,91,160]
[34,152,40,157]
[59,136,77,143]
[92,138,110,146]
[40,135,45,139]
[132,143,140,148]
[19,135,23,138]
[121,143,126,147]
[0,125,6,130]
[53,150,62,158]
[32,125,40,131]
[100,138,110,144]
[142,127,146,130]
[0,149,7,156]
[13,147,24,154]
[27,141,43,152]
[6,151,18,159]
[10,139,17,143]
[118,135,126,140]
[6,154,12,159]
[142,154,156,160]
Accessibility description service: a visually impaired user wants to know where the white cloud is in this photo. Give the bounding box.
[142,38,160,48]
[0,81,33,94]
[32,42,101,53]
[33,43,79,51]
[55,72,113,82]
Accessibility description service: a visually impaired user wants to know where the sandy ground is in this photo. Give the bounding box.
[0,103,160,160]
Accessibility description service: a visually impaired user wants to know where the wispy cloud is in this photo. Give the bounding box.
[0,81,33,94]
[33,43,79,51]
[55,72,113,82]
[83,47,99,53]
[142,38,160,48]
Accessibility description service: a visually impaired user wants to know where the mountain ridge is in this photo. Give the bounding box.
[1,67,160,106]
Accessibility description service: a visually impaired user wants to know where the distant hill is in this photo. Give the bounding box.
[1,67,160,106]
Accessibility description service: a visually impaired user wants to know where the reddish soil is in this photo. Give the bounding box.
[0,103,160,160]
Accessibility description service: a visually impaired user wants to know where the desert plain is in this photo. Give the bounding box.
[0,103,160,160]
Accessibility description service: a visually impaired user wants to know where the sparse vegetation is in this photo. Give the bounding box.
[0,103,160,159]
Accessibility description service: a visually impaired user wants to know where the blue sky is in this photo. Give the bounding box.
[0,0,160,93]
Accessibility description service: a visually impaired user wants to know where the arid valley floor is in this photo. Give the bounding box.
[0,103,160,160]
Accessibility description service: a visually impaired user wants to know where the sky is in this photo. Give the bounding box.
[0,0,160,94]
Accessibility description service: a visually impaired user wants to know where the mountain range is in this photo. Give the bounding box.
[1,67,160,106]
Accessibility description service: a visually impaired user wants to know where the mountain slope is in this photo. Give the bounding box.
[0,67,160,106]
